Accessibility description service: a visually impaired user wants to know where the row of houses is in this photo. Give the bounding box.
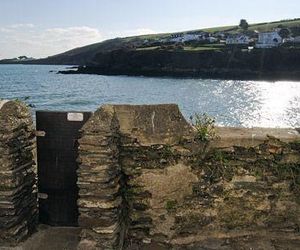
[225,30,281,48]
[227,30,300,48]
[143,31,219,46]
[143,29,300,49]
[168,32,218,43]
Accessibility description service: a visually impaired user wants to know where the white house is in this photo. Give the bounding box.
[170,37,183,43]
[158,38,168,43]
[169,33,206,43]
[214,32,227,39]
[293,36,300,43]
[256,31,283,48]
[181,34,201,42]
[283,37,295,43]
[284,36,300,43]
[207,36,218,43]
[169,33,184,43]
[226,35,251,45]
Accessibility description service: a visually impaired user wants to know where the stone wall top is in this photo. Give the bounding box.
[0,99,37,245]
[87,104,300,147]
[214,127,300,148]
[103,104,194,145]
[0,100,33,132]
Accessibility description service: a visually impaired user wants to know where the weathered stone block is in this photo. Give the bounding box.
[0,100,37,246]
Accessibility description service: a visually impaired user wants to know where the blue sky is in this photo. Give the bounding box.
[0,0,299,58]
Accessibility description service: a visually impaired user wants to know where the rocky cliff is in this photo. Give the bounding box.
[63,47,300,80]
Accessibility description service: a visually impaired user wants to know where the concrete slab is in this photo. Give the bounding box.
[0,225,80,250]
[213,127,300,148]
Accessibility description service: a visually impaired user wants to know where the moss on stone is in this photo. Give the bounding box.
[289,140,300,151]
[199,149,236,182]
[174,213,213,234]
[219,197,268,229]
[165,200,178,212]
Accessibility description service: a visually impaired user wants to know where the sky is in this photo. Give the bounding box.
[0,0,299,59]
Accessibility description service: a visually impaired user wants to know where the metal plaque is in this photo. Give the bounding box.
[67,112,84,122]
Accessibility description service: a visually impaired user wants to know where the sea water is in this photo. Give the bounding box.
[0,64,299,128]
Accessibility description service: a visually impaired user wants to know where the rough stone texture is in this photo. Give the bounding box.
[77,105,125,249]
[78,104,300,249]
[0,100,38,246]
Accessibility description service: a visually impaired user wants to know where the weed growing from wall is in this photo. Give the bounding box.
[190,113,218,142]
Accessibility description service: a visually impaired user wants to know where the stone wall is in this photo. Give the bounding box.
[1,100,298,249]
[0,100,38,246]
[77,106,125,249]
[78,104,300,249]
[130,128,300,249]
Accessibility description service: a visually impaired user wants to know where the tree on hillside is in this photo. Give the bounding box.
[239,19,249,31]
[278,28,291,38]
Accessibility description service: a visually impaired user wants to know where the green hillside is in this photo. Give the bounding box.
[1,18,299,65]
[45,17,300,56]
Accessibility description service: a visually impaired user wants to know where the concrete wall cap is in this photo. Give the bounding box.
[214,127,300,148]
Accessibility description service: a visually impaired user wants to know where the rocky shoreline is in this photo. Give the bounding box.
[58,47,300,81]
[59,66,300,81]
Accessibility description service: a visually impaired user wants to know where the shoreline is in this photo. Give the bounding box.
[1,63,300,82]
[58,67,300,81]
[58,47,300,81]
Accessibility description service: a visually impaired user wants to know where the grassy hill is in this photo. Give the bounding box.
[1,18,300,65]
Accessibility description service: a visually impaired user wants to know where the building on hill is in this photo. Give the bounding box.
[169,33,211,43]
[169,33,184,43]
[181,34,201,42]
[214,32,227,39]
[226,34,251,45]
[256,31,283,48]
[293,36,300,43]
[207,36,218,43]
[283,37,295,43]
[283,36,300,44]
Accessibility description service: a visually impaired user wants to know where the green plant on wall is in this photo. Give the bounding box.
[165,199,177,212]
[14,96,36,108]
[190,113,218,142]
